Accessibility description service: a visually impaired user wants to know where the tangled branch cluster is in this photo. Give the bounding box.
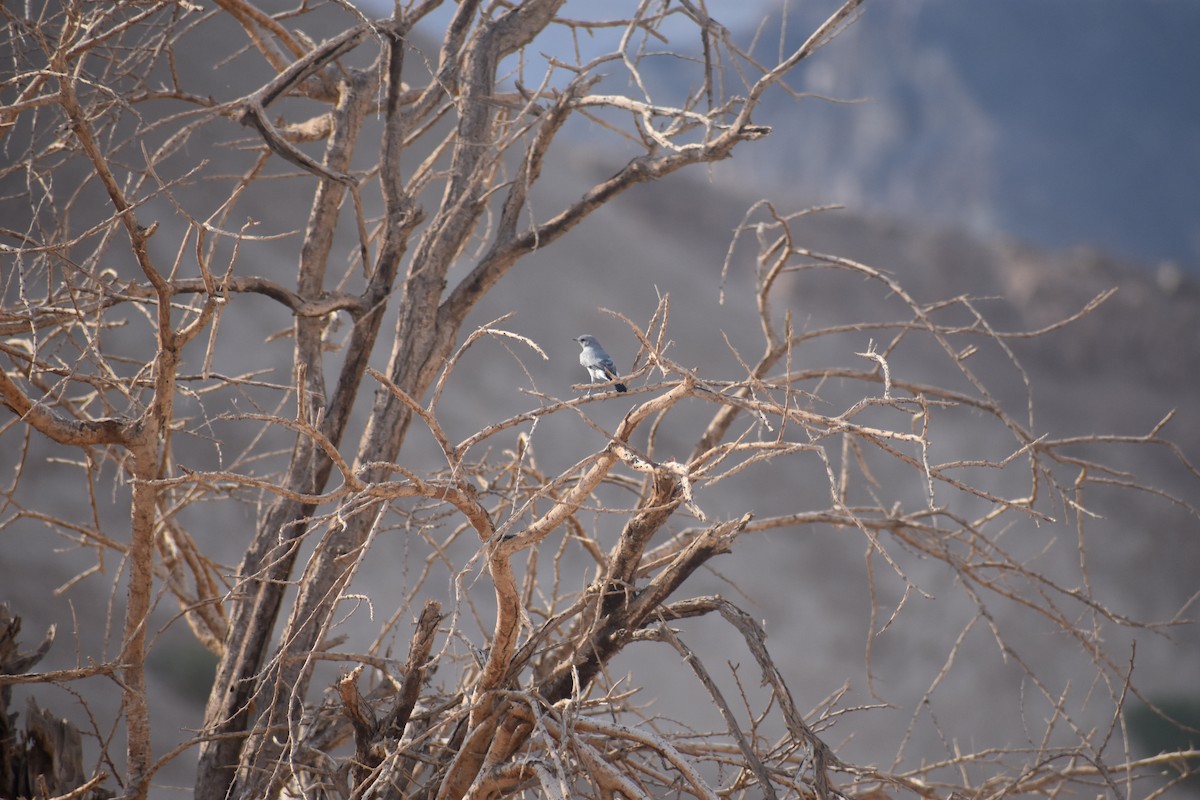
[2,1,1197,799]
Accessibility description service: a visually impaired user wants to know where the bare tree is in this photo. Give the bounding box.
[2,2,1198,800]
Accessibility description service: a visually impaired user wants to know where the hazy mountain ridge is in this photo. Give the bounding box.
[722,0,1200,270]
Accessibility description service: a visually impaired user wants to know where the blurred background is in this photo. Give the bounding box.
[3,0,1199,795]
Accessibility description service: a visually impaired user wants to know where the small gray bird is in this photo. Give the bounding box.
[574,334,627,393]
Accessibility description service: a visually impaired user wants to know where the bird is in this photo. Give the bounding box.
[574,334,627,393]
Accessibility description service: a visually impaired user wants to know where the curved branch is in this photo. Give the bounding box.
[0,370,136,447]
